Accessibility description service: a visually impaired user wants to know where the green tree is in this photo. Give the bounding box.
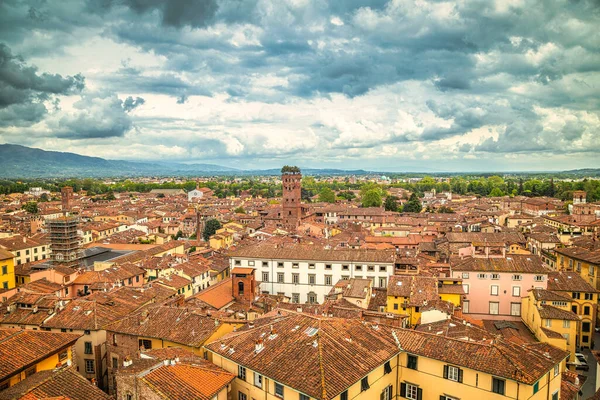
[384,196,399,212]
[489,187,505,197]
[403,193,422,213]
[39,193,49,202]
[361,189,382,207]
[105,192,116,201]
[234,206,246,214]
[318,187,336,203]
[203,219,222,241]
[338,191,356,201]
[22,201,38,214]
[437,206,455,213]
[173,230,183,240]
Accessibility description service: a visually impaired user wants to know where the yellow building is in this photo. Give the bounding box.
[205,310,568,400]
[0,328,80,389]
[522,289,580,363]
[0,248,15,295]
[386,275,463,326]
[210,231,234,250]
[548,271,598,349]
[555,246,600,290]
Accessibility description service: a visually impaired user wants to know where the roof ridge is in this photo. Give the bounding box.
[317,318,327,400]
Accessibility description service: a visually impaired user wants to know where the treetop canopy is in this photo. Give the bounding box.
[281,165,301,174]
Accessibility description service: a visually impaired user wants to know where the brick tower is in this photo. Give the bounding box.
[281,166,302,231]
[61,186,73,216]
[232,268,257,303]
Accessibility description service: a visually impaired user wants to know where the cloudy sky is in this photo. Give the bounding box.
[0,0,599,172]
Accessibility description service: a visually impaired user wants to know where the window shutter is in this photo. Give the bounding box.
[440,396,446,400]
[381,392,385,400]
[443,365,449,379]
[400,383,406,397]
[458,368,463,383]
[417,388,423,400]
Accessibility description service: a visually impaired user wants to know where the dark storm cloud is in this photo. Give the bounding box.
[0,43,84,126]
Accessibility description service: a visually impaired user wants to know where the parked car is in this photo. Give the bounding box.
[575,355,589,371]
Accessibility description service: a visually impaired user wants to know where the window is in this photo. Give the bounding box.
[309,274,316,285]
[572,292,581,299]
[278,262,284,268]
[234,260,241,266]
[534,275,544,282]
[85,359,95,374]
[275,382,284,397]
[278,273,285,283]
[591,265,595,276]
[340,391,348,400]
[577,262,582,272]
[325,275,332,285]
[254,372,262,388]
[510,303,521,316]
[308,292,317,304]
[489,302,499,315]
[563,320,570,328]
[492,378,505,395]
[355,265,362,271]
[584,306,590,316]
[239,393,247,400]
[381,385,393,400]
[379,265,387,272]
[238,366,246,380]
[533,381,539,394]
[58,351,68,362]
[562,333,570,344]
[300,395,310,400]
[545,319,552,327]
[84,341,93,354]
[368,265,375,272]
[292,293,300,303]
[491,273,499,280]
[394,304,399,310]
[552,391,559,400]
[308,263,315,269]
[293,274,299,284]
[325,264,332,270]
[1,266,6,275]
[583,322,591,332]
[444,365,462,382]
[477,273,486,279]
[463,301,469,313]
[384,361,392,374]
[361,377,370,391]
[490,285,499,296]
[462,272,469,279]
[292,263,299,269]
[462,284,469,294]
[262,272,269,282]
[112,357,118,369]
[585,293,594,300]
[379,277,387,288]
[512,286,521,297]
[400,383,420,400]
[407,354,418,370]
[554,364,559,376]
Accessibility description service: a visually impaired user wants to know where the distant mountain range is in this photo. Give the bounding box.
[0,144,238,178]
[0,144,599,178]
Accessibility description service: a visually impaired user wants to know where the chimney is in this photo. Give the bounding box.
[255,339,264,353]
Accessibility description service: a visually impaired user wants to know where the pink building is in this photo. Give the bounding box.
[452,255,549,320]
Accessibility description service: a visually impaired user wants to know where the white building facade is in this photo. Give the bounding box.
[229,246,397,304]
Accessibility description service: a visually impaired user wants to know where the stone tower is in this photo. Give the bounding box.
[281,166,302,231]
[61,186,73,216]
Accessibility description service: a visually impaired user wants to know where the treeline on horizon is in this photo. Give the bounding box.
[1,175,600,203]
